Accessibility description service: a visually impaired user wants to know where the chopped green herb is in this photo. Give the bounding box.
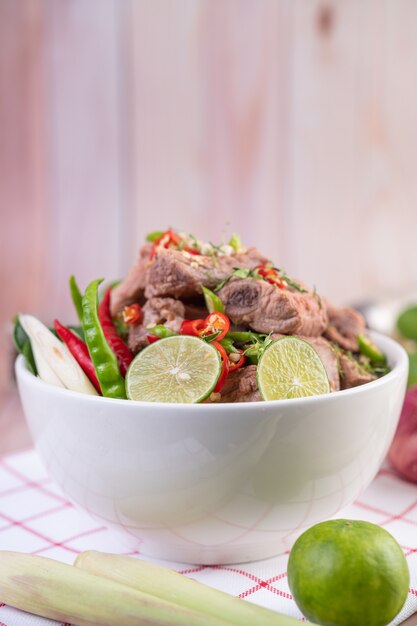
[228,233,243,252]
[273,268,307,293]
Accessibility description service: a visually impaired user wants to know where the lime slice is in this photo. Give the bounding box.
[126,335,221,403]
[257,336,330,400]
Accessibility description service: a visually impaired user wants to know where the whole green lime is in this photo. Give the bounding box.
[397,306,417,341]
[287,519,409,626]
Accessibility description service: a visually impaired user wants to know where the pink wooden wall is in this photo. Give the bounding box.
[2,0,417,400]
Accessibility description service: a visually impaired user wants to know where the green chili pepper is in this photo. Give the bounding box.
[226,331,265,343]
[146,230,165,242]
[147,325,176,339]
[69,275,83,324]
[228,233,243,252]
[13,316,37,375]
[219,337,239,354]
[358,334,386,365]
[202,286,224,313]
[82,279,126,399]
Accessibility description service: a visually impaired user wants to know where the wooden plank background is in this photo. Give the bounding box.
[1,0,417,451]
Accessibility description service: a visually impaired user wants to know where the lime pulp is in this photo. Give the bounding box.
[126,335,221,403]
[257,336,330,400]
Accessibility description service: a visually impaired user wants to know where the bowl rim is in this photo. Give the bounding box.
[15,330,408,412]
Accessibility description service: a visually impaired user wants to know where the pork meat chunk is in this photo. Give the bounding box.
[218,279,328,336]
[128,297,185,354]
[302,336,340,392]
[339,353,376,390]
[220,365,261,403]
[145,247,270,299]
[324,304,366,352]
[110,243,152,315]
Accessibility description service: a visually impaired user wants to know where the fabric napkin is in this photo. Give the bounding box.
[0,449,417,626]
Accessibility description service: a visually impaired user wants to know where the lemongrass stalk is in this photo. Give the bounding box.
[75,551,306,626]
[0,551,234,626]
[19,315,97,394]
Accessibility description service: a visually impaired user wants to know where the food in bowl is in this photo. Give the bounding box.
[14,229,390,403]
[15,331,408,563]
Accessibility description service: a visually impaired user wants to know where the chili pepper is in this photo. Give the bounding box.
[82,279,127,399]
[98,288,133,377]
[149,229,181,260]
[219,337,238,354]
[267,275,287,288]
[122,304,142,325]
[147,325,176,339]
[255,265,287,289]
[228,349,246,371]
[54,319,101,393]
[211,341,230,393]
[69,275,84,323]
[180,319,205,336]
[226,331,265,343]
[147,334,159,344]
[197,312,230,341]
[201,286,225,314]
[182,247,202,255]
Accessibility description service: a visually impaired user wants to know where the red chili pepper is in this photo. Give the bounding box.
[98,288,133,377]
[255,265,287,289]
[266,275,287,288]
[180,319,205,336]
[149,229,181,260]
[147,334,159,344]
[197,312,230,341]
[255,265,271,278]
[54,320,101,393]
[228,349,246,372]
[211,341,230,393]
[183,247,202,256]
[122,304,142,325]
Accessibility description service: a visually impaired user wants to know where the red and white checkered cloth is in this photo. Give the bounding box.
[1,449,417,625]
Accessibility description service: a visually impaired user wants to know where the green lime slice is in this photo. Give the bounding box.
[358,333,386,365]
[126,335,221,403]
[257,336,330,400]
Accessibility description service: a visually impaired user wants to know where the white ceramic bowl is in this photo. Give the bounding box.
[15,331,408,564]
